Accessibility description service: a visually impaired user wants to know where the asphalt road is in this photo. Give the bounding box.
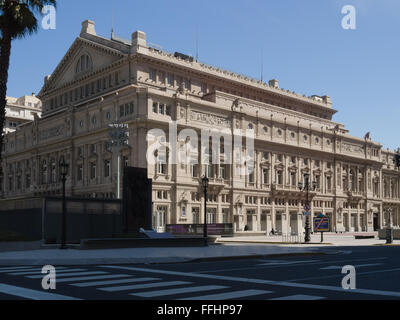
[0,245,399,300]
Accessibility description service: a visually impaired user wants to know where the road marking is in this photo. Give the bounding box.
[101,265,400,298]
[270,294,325,300]
[9,268,85,276]
[0,266,38,271]
[257,260,319,266]
[57,274,133,284]
[195,257,388,274]
[0,283,80,300]
[132,285,227,298]
[320,263,382,270]
[180,289,272,300]
[0,267,52,274]
[71,277,160,287]
[27,271,107,279]
[289,267,400,282]
[98,281,191,292]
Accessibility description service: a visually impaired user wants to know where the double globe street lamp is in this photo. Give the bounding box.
[59,155,69,249]
[201,176,209,247]
[298,173,317,243]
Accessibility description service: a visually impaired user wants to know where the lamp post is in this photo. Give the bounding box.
[202,176,209,246]
[59,155,69,249]
[298,173,317,243]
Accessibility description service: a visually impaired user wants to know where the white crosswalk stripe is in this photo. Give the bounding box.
[180,289,273,300]
[58,274,133,284]
[0,266,37,271]
[132,285,227,298]
[0,283,80,300]
[98,281,191,292]
[71,277,160,287]
[0,267,49,273]
[270,294,325,300]
[9,268,85,276]
[27,271,108,279]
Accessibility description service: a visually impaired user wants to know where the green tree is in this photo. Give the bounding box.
[0,0,56,170]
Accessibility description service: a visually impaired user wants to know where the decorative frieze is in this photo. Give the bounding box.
[190,110,231,128]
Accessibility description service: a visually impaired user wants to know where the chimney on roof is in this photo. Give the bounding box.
[131,30,146,52]
[268,79,279,89]
[80,20,96,37]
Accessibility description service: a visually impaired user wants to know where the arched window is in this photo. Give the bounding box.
[76,54,92,73]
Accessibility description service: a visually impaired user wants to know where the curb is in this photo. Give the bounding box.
[0,249,338,266]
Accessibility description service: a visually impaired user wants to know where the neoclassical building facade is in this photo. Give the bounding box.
[1,20,399,234]
[4,94,42,134]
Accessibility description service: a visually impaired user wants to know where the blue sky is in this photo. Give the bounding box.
[6,0,400,150]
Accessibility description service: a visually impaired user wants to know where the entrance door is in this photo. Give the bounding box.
[360,214,365,232]
[276,213,282,233]
[261,211,267,231]
[192,207,200,224]
[246,209,255,231]
[373,213,379,231]
[156,206,167,233]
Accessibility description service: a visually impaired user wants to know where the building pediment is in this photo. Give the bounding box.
[39,37,126,95]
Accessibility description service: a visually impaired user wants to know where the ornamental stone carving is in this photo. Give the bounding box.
[190,110,231,127]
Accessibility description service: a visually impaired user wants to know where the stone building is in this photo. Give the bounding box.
[1,20,399,234]
[3,94,42,134]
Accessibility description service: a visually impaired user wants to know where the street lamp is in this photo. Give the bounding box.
[59,155,69,249]
[298,173,317,243]
[202,176,209,246]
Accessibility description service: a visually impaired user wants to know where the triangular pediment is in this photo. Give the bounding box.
[39,36,127,95]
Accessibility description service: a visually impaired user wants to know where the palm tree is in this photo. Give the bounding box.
[0,0,56,171]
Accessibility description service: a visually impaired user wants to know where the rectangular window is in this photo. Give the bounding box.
[191,164,198,178]
[166,105,171,116]
[219,165,226,179]
[97,80,102,92]
[153,102,158,113]
[104,160,111,178]
[77,165,83,181]
[120,105,124,117]
[129,102,134,114]
[159,103,164,114]
[90,163,96,179]
[184,78,191,90]
[167,74,174,86]
[157,162,166,174]
[149,68,156,81]
[263,168,269,184]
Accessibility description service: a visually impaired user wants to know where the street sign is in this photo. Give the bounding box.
[304,211,311,216]
[314,216,330,232]
[304,204,311,211]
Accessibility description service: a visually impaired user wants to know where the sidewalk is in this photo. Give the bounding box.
[216,233,400,246]
[0,243,330,266]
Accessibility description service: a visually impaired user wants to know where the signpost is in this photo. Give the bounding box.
[313,213,330,242]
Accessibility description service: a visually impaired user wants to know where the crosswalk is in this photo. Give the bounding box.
[0,265,330,300]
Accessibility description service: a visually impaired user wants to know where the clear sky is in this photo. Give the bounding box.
[6,0,400,150]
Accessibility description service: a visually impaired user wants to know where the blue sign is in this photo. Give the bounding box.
[314,217,330,232]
